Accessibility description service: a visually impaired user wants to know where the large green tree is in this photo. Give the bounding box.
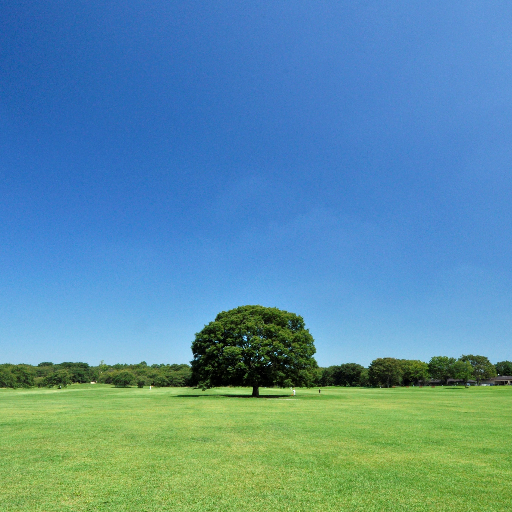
[459,354,496,384]
[335,363,365,386]
[368,358,403,388]
[319,366,337,386]
[112,370,135,388]
[191,305,317,397]
[452,360,474,384]
[44,369,71,388]
[428,356,457,384]
[319,364,366,387]
[495,361,512,376]
[400,359,429,386]
[58,362,91,383]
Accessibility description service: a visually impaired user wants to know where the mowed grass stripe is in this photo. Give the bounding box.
[1,385,511,511]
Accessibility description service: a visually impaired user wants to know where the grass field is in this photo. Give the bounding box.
[1,385,511,511]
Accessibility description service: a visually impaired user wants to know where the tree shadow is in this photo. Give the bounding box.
[172,394,292,398]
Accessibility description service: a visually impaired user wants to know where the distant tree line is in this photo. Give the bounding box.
[0,355,510,389]
[318,355,506,388]
[0,361,192,388]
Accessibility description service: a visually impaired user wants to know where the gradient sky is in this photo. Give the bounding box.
[1,1,511,367]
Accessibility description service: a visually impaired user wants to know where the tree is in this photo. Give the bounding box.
[428,356,457,384]
[112,371,135,387]
[459,355,496,384]
[35,364,55,379]
[44,369,71,388]
[319,366,338,386]
[0,367,16,388]
[332,363,365,386]
[359,368,370,387]
[495,361,512,376]
[191,305,317,397]
[400,360,429,386]
[7,365,33,387]
[58,362,91,383]
[452,360,473,385]
[368,358,403,388]
[319,364,365,387]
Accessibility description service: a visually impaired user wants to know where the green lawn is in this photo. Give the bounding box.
[1,385,510,511]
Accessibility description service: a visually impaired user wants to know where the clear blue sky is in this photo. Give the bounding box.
[1,1,511,367]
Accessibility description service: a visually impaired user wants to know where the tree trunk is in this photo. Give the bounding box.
[252,386,259,397]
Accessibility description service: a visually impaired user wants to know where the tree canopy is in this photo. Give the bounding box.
[451,360,474,384]
[319,363,365,387]
[368,358,403,388]
[112,370,135,388]
[428,356,457,383]
[495,361,512,376]
[400,360,429,386]
[190,305,317,396]
[459,354,496,384]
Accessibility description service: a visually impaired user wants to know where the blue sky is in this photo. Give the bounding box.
[1,1,511,367]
